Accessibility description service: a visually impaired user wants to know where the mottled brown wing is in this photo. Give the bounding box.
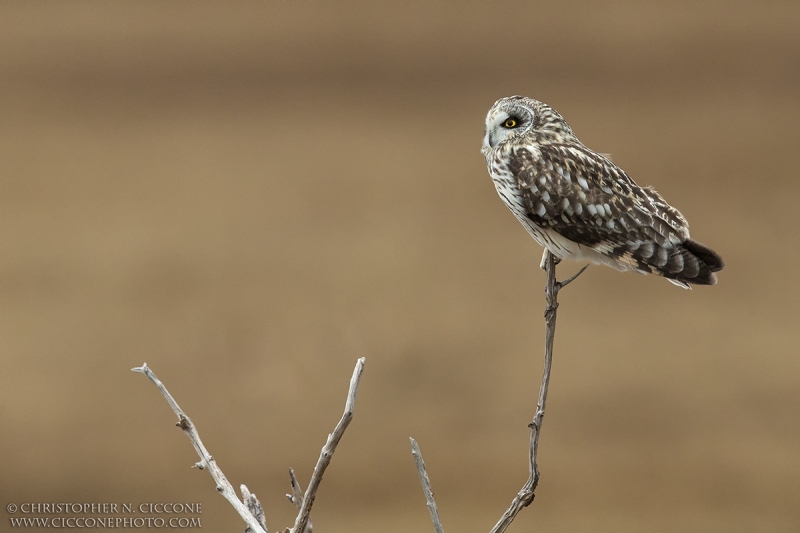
[508,143,720,284]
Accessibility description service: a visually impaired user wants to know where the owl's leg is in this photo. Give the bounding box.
[539,249,561,270]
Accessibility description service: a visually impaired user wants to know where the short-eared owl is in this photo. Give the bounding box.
[481,96,724,288]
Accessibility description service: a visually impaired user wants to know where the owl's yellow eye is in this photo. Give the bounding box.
[503,118,518,128]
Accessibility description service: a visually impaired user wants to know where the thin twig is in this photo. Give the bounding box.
[557,263,589,290]
[132,363,268,533]
[290,357,366,533]
[409,438,445,533]
[408,252,587,532]
[488,252,587,533]
[285,468,311,533]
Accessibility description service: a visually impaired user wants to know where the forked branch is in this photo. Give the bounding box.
[285,468,312,533]
[133,357,366,533]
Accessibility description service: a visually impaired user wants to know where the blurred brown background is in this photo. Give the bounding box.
[2,1,799,531]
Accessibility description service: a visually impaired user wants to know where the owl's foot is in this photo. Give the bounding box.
[540,250,561,270]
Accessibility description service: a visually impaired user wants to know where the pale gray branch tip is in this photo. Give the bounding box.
[289,357,365,533]
[285,469,311,533]
[410,437,445,533]
[133,363,268,533]
[286,468,303,507]
[241,485,268,533]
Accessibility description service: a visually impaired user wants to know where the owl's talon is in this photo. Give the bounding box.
[539,251,561,270]
[539,250,561,270]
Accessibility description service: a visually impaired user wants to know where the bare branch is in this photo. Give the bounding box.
[409,438,445,533]
[409,252,586,532]
[557,263,589,290]
[489,251,585,532]
[285,469,311,533]
[290,357,366,533]
[132,363,268,533]
[241,485,268,533]
[286,468,303,508]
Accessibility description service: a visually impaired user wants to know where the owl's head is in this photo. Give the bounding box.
[482,96,576,154]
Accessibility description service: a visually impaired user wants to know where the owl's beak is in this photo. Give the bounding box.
[486,131,496,148]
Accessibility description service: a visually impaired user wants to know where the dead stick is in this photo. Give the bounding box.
[489,252,587,533]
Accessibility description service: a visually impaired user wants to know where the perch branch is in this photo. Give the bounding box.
[409,438,445,533]
[132,363,268,533]
[409,251,587,532]
[290,357,366,533]
[488,251,587,533]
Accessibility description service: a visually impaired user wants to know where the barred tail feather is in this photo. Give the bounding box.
[683,239,725,272]
[663,240,724,286]
[614,238,724,287]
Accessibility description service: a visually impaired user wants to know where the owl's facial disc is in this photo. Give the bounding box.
[483,105,532,150]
